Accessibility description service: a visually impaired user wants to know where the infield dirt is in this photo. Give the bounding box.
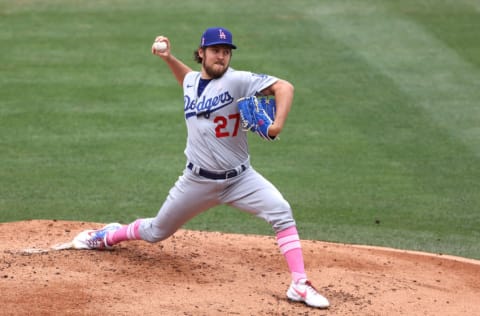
[1,220,479,315]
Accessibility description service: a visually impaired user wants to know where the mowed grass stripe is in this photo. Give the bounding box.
[309,1,480,157]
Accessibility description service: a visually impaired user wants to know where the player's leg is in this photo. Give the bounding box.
[224,168,329,308]
[117,169,219,244]
[223,168,305,279]
[89,169,220,248]
[222,167,294,231]
[138,178,218,244]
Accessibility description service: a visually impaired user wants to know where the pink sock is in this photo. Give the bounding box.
[276,226,307,283]
[106,219,143,246]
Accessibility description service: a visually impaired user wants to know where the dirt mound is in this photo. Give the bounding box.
[1,220,479,315]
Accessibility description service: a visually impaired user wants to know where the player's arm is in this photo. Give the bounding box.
[152,36,192,86]
[260,79,294,137]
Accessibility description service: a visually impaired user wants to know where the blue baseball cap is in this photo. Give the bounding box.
[200,27,237,49]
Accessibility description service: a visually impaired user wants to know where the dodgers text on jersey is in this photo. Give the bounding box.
[184,91,234,119]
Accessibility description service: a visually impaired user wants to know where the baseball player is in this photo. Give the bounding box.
[76,27,329,309]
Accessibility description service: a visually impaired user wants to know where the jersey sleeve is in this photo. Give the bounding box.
[183,71,198,90]
[234,70,278,97]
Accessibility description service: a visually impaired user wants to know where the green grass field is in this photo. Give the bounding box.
[1,0,479,259]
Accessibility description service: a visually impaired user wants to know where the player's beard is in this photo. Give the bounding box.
[203,60,229,79]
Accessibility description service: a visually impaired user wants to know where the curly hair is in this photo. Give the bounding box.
[193,49,203,64]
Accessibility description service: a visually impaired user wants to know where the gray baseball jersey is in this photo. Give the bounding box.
[183,67,277,170]
[138,67,295,242]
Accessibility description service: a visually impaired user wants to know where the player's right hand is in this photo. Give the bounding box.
[151,36,170,58]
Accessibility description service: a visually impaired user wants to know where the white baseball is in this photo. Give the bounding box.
[153,41,167,52]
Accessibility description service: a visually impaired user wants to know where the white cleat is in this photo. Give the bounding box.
[286,279,330,309]
[72,223,122,250]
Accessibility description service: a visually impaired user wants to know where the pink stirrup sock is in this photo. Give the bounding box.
[276,226,307,283]
[106,219,143,246]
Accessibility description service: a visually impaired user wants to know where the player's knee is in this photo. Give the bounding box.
[149,228,175,243]
[143,231,172,243]
[139,218,175,243]
[264,202,295,233]
[146,236,163,243]
[271,217,296,233]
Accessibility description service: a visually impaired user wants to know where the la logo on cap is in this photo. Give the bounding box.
[219,29,227,40]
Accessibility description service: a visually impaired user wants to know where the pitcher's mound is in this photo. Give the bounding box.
[1,220,479,315]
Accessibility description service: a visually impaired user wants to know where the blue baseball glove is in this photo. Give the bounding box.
[237,96,276,141]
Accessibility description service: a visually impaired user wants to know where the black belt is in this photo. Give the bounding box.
[187,162,246,180]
